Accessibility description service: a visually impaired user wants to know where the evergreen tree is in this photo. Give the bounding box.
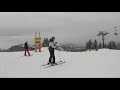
[85,42,89,50]
[93,40,98,51]
[108,41,117,49]
[87,39,93,51]
[116,42,120,50]
[113,41,117,49]
[42,38,49,47]
[108,41,112,49]
[99,42,102,49]
[42,38,46,47]
[104,43,107,48]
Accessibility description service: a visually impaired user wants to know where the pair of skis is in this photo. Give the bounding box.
[41,61,66,68]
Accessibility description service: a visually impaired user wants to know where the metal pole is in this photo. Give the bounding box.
[58,49,62,62]
[35,32,37,38]
[39,32,40,38]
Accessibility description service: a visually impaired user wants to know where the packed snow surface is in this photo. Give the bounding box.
[0,47,120,78]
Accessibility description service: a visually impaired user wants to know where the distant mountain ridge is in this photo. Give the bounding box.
[3,44,35,52]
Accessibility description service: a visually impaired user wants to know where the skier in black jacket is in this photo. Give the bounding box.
[24,41,30,56]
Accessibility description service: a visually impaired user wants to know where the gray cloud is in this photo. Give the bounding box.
[0,12,120,49]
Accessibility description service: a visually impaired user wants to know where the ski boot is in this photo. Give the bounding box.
[47,62,52,65]
[51,62,58,66]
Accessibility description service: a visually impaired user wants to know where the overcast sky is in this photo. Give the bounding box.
[0,12,120,49]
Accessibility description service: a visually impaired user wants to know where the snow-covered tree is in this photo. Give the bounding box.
[42,38,49,47]
[99,42,102,49]
[93,40,98,51]
[107,41,117,49]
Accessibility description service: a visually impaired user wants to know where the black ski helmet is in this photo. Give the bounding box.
[51,37,55,40]
[52,37,55,39]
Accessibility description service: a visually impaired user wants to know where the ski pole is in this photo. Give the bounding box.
[58,49,62,62]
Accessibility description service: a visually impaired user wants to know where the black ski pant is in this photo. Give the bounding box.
[49,47,55,63]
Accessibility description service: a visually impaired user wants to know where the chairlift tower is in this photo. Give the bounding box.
[97,31,109,48]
